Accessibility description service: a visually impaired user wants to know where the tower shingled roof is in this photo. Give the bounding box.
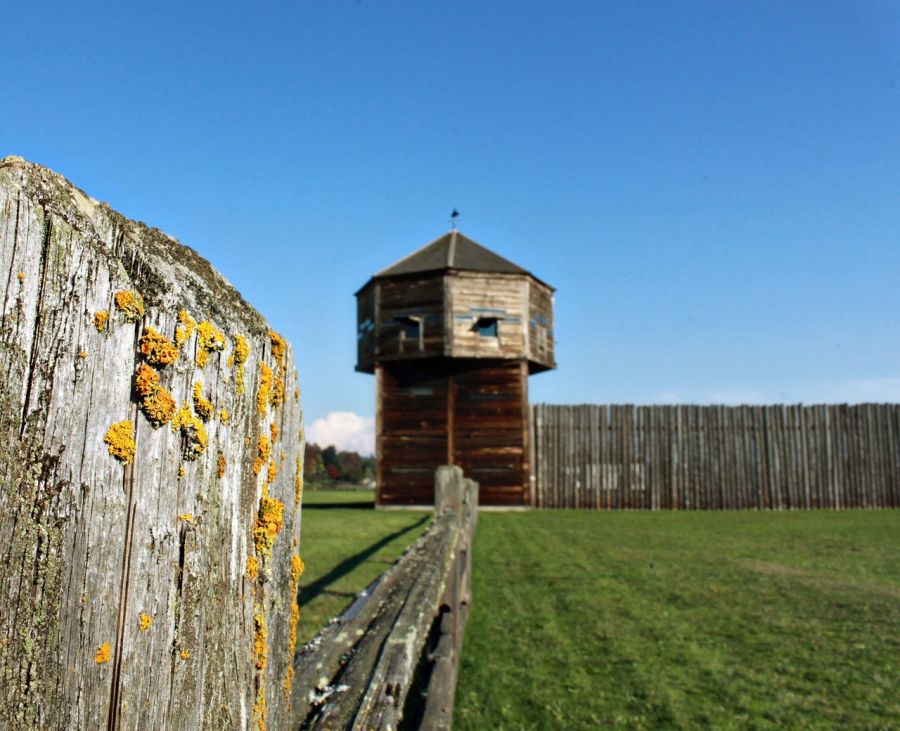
[375,230,530,278]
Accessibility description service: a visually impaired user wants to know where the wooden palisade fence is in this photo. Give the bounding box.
[291,466,478,729]
[532,404,900,510]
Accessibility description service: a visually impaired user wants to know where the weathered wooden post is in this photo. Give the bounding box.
[421,466,479,730]
[0,157,304,729]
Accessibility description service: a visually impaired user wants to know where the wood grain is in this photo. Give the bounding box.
[532,403,899,510]
[0,157,303,729]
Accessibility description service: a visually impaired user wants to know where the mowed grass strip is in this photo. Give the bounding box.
[455,510,900,730]
[296,489,430,645]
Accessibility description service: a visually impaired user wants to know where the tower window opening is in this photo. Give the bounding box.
[396,316,424,351]
[475,317,499,338]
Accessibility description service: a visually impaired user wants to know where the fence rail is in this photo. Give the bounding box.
[531,404,900,510]
[292,466,478,729]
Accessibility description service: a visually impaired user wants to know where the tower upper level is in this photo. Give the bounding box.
[355,230,555,374]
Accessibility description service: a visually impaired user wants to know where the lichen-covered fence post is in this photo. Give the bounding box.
[0,157,305,729]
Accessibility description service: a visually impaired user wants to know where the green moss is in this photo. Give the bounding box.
[0,390,66,726]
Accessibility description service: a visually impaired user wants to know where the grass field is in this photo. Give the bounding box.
[295,497,899,728]
[296,489,430,645]
[454,510,900,730]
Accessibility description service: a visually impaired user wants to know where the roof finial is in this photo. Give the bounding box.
[450,208,459,231]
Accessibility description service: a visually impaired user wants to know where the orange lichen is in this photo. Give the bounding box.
[79,349,87,359]
[133,362,159,397]
[180,650,191,661]
[254,689,267,731]
[246,555,259,579]
[133,363,176,427]
[178,465,186,478]
[270,374,285,409]
[270,422,279,442]
[283,665,295,702]
[257,362,273,416]
[269,330,286,368]
[192,381,214,422]
[253,612,267,670]
[178,513,193,523]
[114,290,144,322]
[139,613,153,632]
[283,604,299,700]
[93,310,109,332]
[288,602,299,660]
[217,453,226,479]
[252,610,269,731]
[284,552,304,698]
[291,554,305,585]
[104,421,135,464]
[254,496,284,560]
[140,327,179,366]
[219,408,230,424]
[175,309,196,348]
[16,271,25,282]
[252,434,271,476]
[196,320,226,367]
[172,402,208,460]
[264,330,288,411]
[95,642,111,664]
[143,387,176,427]
[232,334,250,395]
[267,458,277,484]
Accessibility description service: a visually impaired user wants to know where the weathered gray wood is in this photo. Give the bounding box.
[297,527,446,727]
[290,536,430,723]
[293,466,478,730]
[419,473,477,730]
[0,157,303,729]
[532,403,900,510]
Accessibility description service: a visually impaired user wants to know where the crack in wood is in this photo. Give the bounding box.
[19,216,52,438]
[0,156,304,728]
[107,324,142,731]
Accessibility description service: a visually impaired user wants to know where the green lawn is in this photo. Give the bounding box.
[295,499,899,728]
[454,510,900,730]
[296,489,430,645]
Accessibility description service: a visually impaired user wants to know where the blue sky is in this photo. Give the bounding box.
[3,1,898,453]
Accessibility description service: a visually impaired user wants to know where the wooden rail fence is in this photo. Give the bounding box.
[531,404,900,510]
[292,466,478,729]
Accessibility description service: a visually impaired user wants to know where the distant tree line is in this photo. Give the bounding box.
[304,442,375,485]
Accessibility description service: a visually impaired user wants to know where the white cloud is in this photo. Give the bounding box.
[306,411,375,455]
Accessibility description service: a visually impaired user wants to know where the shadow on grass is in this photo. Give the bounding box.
[304,501,376,510]
[299,514,430,605]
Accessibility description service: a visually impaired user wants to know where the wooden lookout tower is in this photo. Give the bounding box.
[356,230,555,507]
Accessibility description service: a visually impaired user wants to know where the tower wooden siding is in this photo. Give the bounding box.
[356,272,555,372]
[356,281,376,373]
[357,231,555,507]
[376,360,529,506]
[528,279,555,367]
